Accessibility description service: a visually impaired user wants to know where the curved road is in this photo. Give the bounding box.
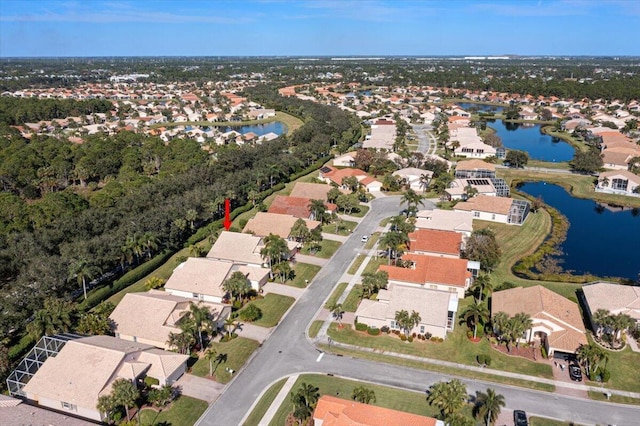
[197,196,638,426]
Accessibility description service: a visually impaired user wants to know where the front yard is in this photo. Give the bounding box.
[190,337,260,383]
[239,293,294,328]
[139,395,208,426]
[283,262,321,288]
[322,219,359,235]
[300,239,341,258]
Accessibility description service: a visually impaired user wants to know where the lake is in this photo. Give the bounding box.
[457,102,504,113]
[518,182,640,281]
[221,121,285,136]
[491,120,574,162]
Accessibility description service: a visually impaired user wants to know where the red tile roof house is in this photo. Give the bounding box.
[319,166,382,192]
[289,182,349,201]
[268,195,337,220]
[379,253,472,299]
[492,285,587,358]
[407,229,464,258]
[454,194,530,225]
[313,395,442,426]
[595,170,640,197]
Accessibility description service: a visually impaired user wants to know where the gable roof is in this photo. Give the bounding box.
[22,336,188,413]
[380,253,470,288]
[408,229,462,256]
[455,159,496,172]
[415,209,474,234]
[289,182,347,201]
[454,194,514,215]
[207,231,264,265]
[313,395,438,426]
[582,282,640,321]
[164,257,233,298]
[268,195,337,218]
[243,212,320,238]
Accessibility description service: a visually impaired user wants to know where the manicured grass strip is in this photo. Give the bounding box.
[349,204,370,217]
[285,263,321,288]
[191,337,260,383]
[530,417,586,426]
[139,395,208,426]
[300,239,341,258]
[347,254,366,275]
[363,232,379,250]
[327,319,553,379]
[320,344,554,393]
[342,284,363,312]
[241,293,295,327]
[308,320,323,339]
[363,256,387,275]
[242,378,288,426]
[587,391,640,405]
[268,373,473,426]
[324,282,348,309]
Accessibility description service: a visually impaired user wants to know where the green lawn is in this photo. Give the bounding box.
[139,395,208,426]
[239,293,295,327]
[242,378,288,426]
[322,220,359,235]
[349,204,370,217]
[347,254,366,275]
[588,391,640,405]
[363,256,387,275]
[327,318,553,379]
[363,232,380,250]
[300,239,341,258]
[267,373,475,426]
[343,284,363,312]
[324,282,348,309]
[584,342,640,393]
[530,417,586,426]
[284,262,321,288]
[308,320,323,339]
[190,337,260,383]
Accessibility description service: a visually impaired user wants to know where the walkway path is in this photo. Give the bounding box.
[253,374,299,426]
[295,254,328,267]
[262,282,304,299]
[321,232,348,242]
[175,374,225,404]
[233,322,272,344]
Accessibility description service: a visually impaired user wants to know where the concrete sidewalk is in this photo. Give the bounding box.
[255,374,299,425]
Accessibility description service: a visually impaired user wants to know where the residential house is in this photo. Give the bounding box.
[454,194,530,225]
[454,159,496,179]
[21,336,188,422]
[268,195,337,220]
[407,229,464,258]
[0,394,90,426]
[207,231,297,266]
[363,122,396,150]
[332,151,357,167]
[355,285,459,339]
[243,212,321,240]
[379,253,472,299]
[313,395,442,426]
[595,170,640,197]
[109,290,230,350]
[164,257,269,303]
[319,166,382,192]
[289,182,348,201]
[392,167,432,192]
[492,285,588,357]
[445,178,498,200]
[581,282,640,331]
[454,141,497,159]
[414,209,474,237]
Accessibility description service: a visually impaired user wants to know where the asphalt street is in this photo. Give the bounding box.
[196,195,639,426]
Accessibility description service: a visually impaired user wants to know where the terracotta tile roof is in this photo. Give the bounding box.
[268,195,337,218]
[492,285,587,352]
[243,212,320,238]
[313,395,438,426]
[408,229,462,256]
[289,182,348,200]
[380,253,470,287]
[455,159,496,172]
[454,194,513,215]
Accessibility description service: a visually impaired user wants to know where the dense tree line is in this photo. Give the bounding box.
[0,97,113,125]
[0,87,360,346]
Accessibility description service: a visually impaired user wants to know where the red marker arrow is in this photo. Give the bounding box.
[223,198,232,230]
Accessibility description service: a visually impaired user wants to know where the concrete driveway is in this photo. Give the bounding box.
[175,373,225,404]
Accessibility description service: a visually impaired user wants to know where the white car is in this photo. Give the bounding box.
[361,235,369,243]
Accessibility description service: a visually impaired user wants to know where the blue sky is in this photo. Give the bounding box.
[1,0,639,57]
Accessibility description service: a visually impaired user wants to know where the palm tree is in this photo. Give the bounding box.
[419,172,431,192]
[167,331,194,354]
[379,231,409,265]
[185,209,198,231]
[351,385,376,404]
[474,388,505,426]
[328,303,344,325]
[609,313,634,346]
[426,379,468,419]
[400,188,425,214]
[96,394,116,424]
[140,232,159,259]
[77,312,111,335]
[69,259,100,300]
[290,382,319,425]
[468,274,491,302]
[577,342,607,379]
[460,299,490,339]
[223,271,251,303]
[307,199,326,222]
[27,298,76,340]
[110,378,139,422]
[491,311,510,344]
[205,347,217,377]
[290,218,310,243]
[260,233,290,278]
[275,261,294,283]
[512,312,533,347]
[394,309,421,336]
[187,302,214,350]
[224,316,236,339]
[592,308,612,337]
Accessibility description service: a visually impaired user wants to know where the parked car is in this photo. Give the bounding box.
[361,235,369,243]
[569,364,583,381]
[514,410,528,426]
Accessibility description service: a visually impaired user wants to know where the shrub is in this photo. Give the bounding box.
[232,300,243,310]
[411,332,417,338]
[238,218,248,229]
[477,354,486,365]
[399,334,407,341]
[380,326,390,334]
[484,355,491,366]
[239,304,262,322]
[367,327,380,336]
[8,335,35,360]
[540,346,548,359]
[424,332,432,340]
[220,332,238,342]
[144,376,160,388]
[355,322,368,332]
[466,330,473,338]
[407,336,414,342]
[393,329,401,335]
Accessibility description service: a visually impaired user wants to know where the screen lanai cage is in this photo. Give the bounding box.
[6,333,84,397]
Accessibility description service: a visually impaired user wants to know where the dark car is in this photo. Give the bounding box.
[514,410,528,426]
[569,364,583,381]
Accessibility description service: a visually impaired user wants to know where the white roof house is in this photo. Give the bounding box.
[414,209,474,237]
[582,282,640,328]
